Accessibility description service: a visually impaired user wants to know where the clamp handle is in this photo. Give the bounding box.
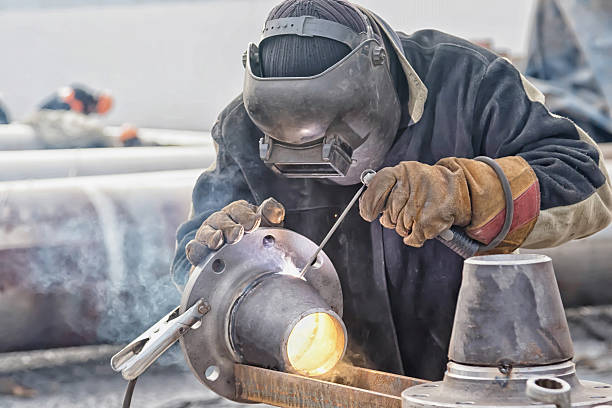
[111,299,208,380]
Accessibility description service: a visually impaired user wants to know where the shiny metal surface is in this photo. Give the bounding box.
[180,228,343,401]
[111,299,208,380]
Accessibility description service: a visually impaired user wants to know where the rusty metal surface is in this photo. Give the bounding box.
[318,363,426,396]
[235,363,425,408]
[0,146,215,181]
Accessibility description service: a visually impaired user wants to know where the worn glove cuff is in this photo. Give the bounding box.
[437,156,540,253]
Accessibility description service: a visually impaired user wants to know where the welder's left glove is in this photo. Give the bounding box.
[359,157,540,253]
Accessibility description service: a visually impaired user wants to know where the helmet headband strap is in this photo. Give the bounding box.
[261,15,371,50]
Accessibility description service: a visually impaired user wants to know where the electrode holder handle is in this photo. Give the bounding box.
[436,156,515,259]
[436,227,481,259]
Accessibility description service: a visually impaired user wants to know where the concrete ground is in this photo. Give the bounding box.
[0,346,254,408]
[1,306,612,407]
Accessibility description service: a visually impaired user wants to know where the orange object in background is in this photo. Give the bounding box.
[60,87,85,113]
[119,124,139,142]
[96,93,114,114]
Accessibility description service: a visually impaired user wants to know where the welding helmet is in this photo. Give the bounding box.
[242,6,401,185]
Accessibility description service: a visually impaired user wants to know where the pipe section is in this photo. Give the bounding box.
[230,273,346,376]
[0,146,215,181]
[0,170,199,352]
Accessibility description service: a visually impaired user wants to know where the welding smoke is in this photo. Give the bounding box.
[0,171,201,355]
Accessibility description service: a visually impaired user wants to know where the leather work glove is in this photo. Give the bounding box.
[359,157,540,253]
[360,161,471,248]
[186,197,285,266]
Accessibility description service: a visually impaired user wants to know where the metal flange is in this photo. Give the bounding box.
[179,228,342,401]
[402,361,612,407]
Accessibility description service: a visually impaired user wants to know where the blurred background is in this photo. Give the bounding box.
[0,0,611,407]
[0,0,533,130]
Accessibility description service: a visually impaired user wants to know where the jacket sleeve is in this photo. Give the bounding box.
[170,113,255,283]
[473,57,612,249]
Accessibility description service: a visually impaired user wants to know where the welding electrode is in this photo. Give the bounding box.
[296,167,487,269]
[298,169,376,279]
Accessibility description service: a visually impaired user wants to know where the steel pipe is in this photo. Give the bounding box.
[0,170,199,352]
[0,145,215,181]
[106,126,212,147]
[0,123,40,149]
[0,123,211,150]
[525,223,612,307]
[180,228,344,401]
[231,273,346,376]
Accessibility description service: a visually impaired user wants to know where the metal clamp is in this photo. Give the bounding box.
[111,299,209,380]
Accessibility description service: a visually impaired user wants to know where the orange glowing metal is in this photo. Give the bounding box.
[286,312,346,377]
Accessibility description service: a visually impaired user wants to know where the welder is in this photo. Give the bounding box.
[39,84,113,116]
[27,85,142,148]
[171,0,612,381]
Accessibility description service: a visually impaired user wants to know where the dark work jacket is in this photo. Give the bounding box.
[172,29,610,380]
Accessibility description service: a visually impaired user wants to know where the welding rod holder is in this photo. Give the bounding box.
[437,227,481,259]
[111,298,208,380]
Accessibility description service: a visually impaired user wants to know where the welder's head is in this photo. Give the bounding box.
[243,0,402,185]
[260,0,367,77]
[96,92,114,115]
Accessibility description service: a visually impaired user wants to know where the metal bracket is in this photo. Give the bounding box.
[235,363,427,408]
[111,298,209,380]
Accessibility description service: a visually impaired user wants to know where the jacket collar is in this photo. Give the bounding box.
[356,5,428,126]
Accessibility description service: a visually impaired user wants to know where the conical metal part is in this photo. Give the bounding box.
[449,254,573,367]
[403,254,612,408]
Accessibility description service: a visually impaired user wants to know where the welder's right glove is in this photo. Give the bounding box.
[359,157,540,253]
[185,197,285,266]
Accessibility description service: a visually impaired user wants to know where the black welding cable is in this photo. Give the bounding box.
[122,377,138,408]
[474,156,515,251]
